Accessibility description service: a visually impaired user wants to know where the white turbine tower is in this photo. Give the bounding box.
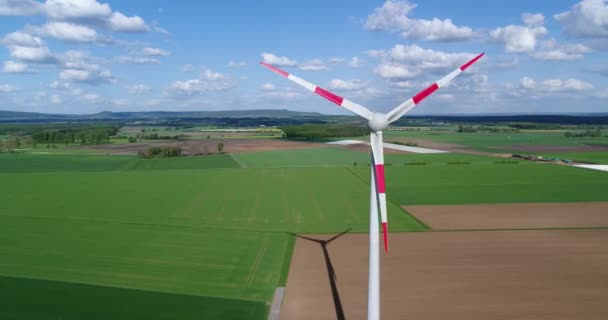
[261,52,484,320]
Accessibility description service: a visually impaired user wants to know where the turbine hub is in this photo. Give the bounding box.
[368,113,389,132]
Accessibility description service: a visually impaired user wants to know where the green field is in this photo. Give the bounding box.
[0,153,239,172]
[233,147,502,168]
[385,130,608,152]
[2,145,608,319]
[539,151,608,164]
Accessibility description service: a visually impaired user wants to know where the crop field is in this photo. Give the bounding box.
[385,130,608,152]
[540,151,608,164]
[233,147,503,168]
[2,142,608,319]
[0,153,239,172]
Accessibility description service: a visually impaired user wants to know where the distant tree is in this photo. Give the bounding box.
[217,142,225,153]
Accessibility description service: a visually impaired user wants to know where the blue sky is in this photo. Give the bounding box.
[1,0,607,115]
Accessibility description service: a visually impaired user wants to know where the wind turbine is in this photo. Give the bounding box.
[261,52,484,320]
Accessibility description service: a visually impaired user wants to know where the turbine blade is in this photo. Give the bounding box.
[387,53,485,123]
[260,62,373,120]
[370,132,388,252]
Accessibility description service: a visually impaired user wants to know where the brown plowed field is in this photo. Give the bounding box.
[82,139,326,155]
[281,230,608,320]
[404,202,608,230]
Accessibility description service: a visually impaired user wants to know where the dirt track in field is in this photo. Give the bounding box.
[404,202,608,230]
[281,230,608,320]
[83,139,326,155]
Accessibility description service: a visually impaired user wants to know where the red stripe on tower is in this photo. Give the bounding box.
[314,87,344,105]
[260,62,289,77]
[382,222,388,252]
[413,83,439,104]
[374,164,386,193]
[460,53,485,71]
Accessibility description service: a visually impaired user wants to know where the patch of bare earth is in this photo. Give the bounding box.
[81,139,326,155]
[404,202,608,230]
[281,230,608,320]
[508,144,608,153]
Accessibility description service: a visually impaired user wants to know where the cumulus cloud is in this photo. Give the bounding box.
[3,60,30,73]
[29,21,99,43]
[8,45,55,62]
[328,79,368,91]
[365,0,474,41]
[490,14,547,53]
[107,11,148,32]
[169,68,236,95]
[368,44,476,81]
[555,0,608,38]
[518,76,594,93]
[531,39,591,61]
[328,57,346,64]
[1,31,44,46]
[49,80,71,89]
[299,59,327,71]
[0,0,43,16]
[44,0,111,20]
[0,84,16,92]
[261,52,297,66]
[58,50,114,84]
[522,13,545,27]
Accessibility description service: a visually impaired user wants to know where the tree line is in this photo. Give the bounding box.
[280,124,368,139]
[30,124,119,145]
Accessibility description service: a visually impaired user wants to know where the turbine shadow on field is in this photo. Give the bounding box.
[289,228,351,320]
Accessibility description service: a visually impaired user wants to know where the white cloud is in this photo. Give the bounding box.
[298,59,327,71]
[50,94,62,104]
[8,45,55,62]
[518,76,594,93]
[555,0,608,38]
[1,31,44,46]
[364,0,474,41]
[519,76,536,89]
[227,60,247,68]
[522,13,545,27]
[49,80,71,89]
[0,0,43,16]
[82,93,103,104]
[530,38,591,61]
[0,84,16,92]
[58,51,114,84]
[44,0,111,20]
[348,57,363,68]
[107,11,148,32]
[328,79,368,91]
[374,64,420,79]
[153,25,170,35]
[261,52,297,66]
[30,21,99,43]
[116,56,159,64]
[3,60,30,73]
[328,57,346,64]
[127,84,150,94]
[112,98,128,106]
[261,83,275,91]
[169,68,236,94]
[490,25,547,53]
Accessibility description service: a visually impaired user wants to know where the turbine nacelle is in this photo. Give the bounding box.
[368,113,389,133]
